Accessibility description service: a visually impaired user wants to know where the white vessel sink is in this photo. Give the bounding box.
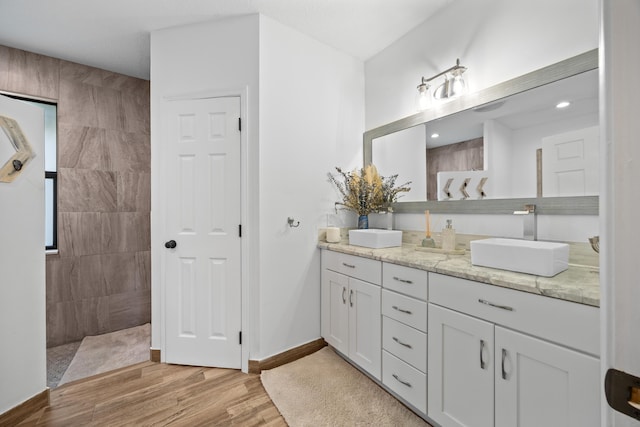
[349,229,402,249]
[470,238,569,277]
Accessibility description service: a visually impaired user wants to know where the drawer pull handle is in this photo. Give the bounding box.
[478,299,514,311]
[501,348,508,380]
[393,336,413,349]
[480,339,486,369]
[342,287,346,304]
[349,289,354,307]
[393,276,413,284]
[392,305,412,315]
[392,374,412,388]
[342,262,356,268]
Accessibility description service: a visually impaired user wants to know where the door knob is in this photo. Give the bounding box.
[164,240,177,249]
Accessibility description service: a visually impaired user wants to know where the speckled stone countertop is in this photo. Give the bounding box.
[318,231,600,307]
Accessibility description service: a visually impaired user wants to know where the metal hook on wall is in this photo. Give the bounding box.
[287,217,300,228]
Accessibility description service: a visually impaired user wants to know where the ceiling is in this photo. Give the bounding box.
[0,0,452,80]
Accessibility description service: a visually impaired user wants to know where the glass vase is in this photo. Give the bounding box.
[357,215,369,229]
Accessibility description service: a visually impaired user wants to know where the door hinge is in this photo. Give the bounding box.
[239,331,242,345]
[238,117,241,132]
[239,224,242,237]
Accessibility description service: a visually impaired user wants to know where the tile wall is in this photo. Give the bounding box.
[0,45,151,346]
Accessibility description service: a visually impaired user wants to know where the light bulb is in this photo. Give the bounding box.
[449,72,466,98]
[416,81,431,111]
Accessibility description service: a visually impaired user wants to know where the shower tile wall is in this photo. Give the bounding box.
[0,45,151,346]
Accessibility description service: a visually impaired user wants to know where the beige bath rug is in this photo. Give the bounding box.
[261,346,431,426]
[59,323,150,386]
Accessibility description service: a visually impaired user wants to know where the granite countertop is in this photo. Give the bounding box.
[318,237,600,307]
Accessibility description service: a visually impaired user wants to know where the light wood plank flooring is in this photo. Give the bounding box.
[17,361,287,426]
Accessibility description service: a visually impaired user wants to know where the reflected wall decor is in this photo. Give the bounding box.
[0,114,35,183]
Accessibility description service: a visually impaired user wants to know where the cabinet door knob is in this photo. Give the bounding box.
[392,374,412,388]
[392,305,412,315]
[164,240,177,249]
[480,339,486,369]
[479,298,513,311]
[349,289,354,307]
[393,336,413,349]
[342,287,346,304]
[501,348,508,380]
[393,276,413,284]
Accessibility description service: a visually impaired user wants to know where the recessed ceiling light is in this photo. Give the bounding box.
[431,133,440,138]
[556,101,571,109]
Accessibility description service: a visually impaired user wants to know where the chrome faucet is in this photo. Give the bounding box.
[513,204,536,241]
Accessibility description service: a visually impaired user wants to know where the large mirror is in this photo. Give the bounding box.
[364,49,599,215]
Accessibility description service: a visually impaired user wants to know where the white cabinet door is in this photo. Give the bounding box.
[349,277,381,379]
[429,304,494,427]
[322,269,349,355]
[495,326,600,427]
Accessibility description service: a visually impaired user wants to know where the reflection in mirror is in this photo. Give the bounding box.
[371,55,598,205]
[373,126,426,202]
[0,122,17,166]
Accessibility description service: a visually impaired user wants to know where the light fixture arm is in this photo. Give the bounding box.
[421,58,467,84]
[415,58,468,107]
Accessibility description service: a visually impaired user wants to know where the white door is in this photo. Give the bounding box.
[348,277,381,379]
[428,304,494,427]
[163,96,241,368]
[322,269,349,355]
[495,326,600,427]
[542,126,599,197]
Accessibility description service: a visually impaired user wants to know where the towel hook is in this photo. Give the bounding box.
[287,217,300,228]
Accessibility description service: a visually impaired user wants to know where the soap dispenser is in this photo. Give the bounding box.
[441,219,456,251]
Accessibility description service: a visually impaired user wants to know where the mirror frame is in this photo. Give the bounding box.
[363,49,599,215]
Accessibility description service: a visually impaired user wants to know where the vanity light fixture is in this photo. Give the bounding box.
[416,58,468,110]
[431,133,440,138]
[556,101,571,109]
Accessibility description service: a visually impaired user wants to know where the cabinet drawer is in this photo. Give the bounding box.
[429,273,599,356]
[322,250,381,285]
[383,316,427,373]
[382,289,427,333]
[383,263,428,301]
[383,350,427,414]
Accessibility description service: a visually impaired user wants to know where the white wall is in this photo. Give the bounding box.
[366,0,599,129]
[258,15,364,359]
[365,0,599,242]
[0,96,46,413]
[151,14,365,361]
[150,15,260,356]
[601,0,640,425]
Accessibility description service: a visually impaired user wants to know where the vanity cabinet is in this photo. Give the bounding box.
[321,250,381,379]
[428,273,600,427]
[320,249,600,427]
[381,263,428,414]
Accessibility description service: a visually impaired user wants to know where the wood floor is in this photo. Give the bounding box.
[17,361,287,426]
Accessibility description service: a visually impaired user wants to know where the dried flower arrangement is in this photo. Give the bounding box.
[328,165,411,216]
